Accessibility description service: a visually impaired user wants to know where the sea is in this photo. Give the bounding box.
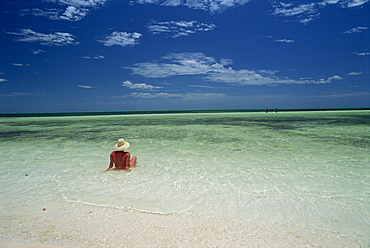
[0,109,369,247]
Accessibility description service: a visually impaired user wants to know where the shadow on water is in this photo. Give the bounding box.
[0,112,369,148]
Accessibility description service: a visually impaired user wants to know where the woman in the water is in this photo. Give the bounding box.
[104,138,137,171]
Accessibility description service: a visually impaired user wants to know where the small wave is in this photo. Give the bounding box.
[62,194,184,215]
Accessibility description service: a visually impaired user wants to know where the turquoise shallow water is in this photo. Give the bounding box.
[0,110,369,247]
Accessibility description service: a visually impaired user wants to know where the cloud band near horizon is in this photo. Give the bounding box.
[125,52,344,86]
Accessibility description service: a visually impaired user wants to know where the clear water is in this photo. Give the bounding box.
[1,111,369,247]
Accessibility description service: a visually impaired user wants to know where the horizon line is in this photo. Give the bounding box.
[1,107,369,117]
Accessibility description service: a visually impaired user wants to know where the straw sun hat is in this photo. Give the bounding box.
[114,138,130,151]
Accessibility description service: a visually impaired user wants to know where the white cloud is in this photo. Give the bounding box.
[204,69,302,85]
[122,80,162,90]
[20,8,61,20]
[98,32,142,47]
[328,75,343,82]
[298,75,343,84]
[32,49,45,54]
[219,58,233,66]
[306,90,369,98]
[272,0,369,23]
[343,26,368,34]
[126,53,217,78]
[348,71,362,75]
[353,52,370,56]
[56,0,108,7]
[273,3,317,16]
[188,84,215,88]
[8,29,78,46]
[318,0,341,6]
[0,92,41,98]
[12,63,31,67]
[342,0,370,7]
[82,55,104,59]
[274,39,294,43]
[132,0,252,13]
[78,85,95,88]
[148,20,216,38]
[130,92,174,98]
[59,6,89,21]
[130,92,226,99]
[272,2,319,23]
[126,52,344,86]
[205,69,343,85]
[22,0,109,21]
[0,78,7,83]
[21,7,87,21]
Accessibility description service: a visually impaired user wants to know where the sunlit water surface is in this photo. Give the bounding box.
[1,111,369,247]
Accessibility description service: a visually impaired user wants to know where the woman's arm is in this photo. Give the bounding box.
[103,152,115,171]
[124,152,131,171]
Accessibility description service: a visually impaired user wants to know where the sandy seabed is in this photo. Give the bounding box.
[1,111,368,247]
[1,241,64,248]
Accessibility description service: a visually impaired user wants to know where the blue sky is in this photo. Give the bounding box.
[1,0,369,113]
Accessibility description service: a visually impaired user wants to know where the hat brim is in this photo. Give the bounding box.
[114,142,130,151]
